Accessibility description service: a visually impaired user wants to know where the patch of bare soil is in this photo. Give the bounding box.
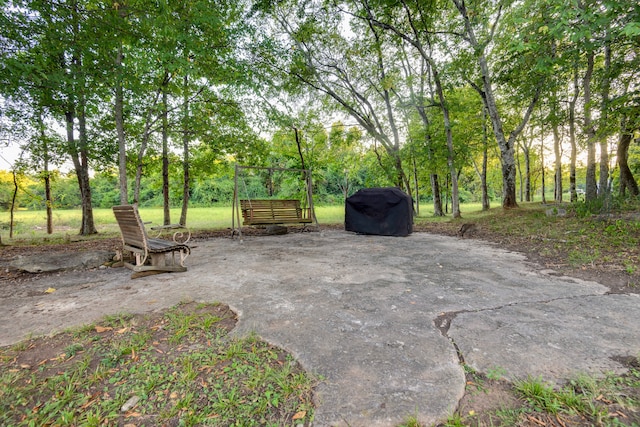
[415,221,640,295]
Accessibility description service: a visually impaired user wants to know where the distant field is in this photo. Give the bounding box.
[0,202,488,242]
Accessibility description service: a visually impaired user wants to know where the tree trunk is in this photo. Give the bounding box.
[10,169,17,238]
[524,145,531,202]
[44,159,52,234]
[65,109,96,235]
[516,144,523,202]
[598,41,611,198]
[162,87,171,225]
[76,98,97,235]
[552,121,562,203]
[411,151,419,215]
[569,66,579,202]
[481,107,490,211]
[294,127,306,170]
[38,111,53,234]
[618,117,639,197]
[540,139,546,204]
[179,74,190,226]
[431,64,460,218]
[583,51,598,201]
[431,174,443,216]
[115,43,128,205]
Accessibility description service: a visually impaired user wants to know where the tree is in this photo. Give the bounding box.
[353,0,460,216]
[450,0,552,208]
[253,1,413,193]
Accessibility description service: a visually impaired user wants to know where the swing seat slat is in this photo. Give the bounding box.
[240,199,313,226]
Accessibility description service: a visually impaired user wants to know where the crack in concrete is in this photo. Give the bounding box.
[433,291,610,367]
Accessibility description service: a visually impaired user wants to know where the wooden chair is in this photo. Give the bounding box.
[112,205,190,276]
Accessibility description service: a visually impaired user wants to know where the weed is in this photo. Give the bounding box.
[568,248,600,266]
[442,413,466,427]
[514,376,568,414]
[486,366,507,381]
[101,313,134,328]
[625,261,636,275]
[63,342,84,357]
[398,414,423,427]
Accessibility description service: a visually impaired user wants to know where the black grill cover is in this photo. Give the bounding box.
[345,187,413,236]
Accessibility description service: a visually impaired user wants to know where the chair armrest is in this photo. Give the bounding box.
[150,224,191,244]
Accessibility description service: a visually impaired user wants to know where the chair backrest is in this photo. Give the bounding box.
[112,205,149,249]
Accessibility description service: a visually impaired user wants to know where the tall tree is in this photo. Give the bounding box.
[354,0,461,217]
[253,1,412,192]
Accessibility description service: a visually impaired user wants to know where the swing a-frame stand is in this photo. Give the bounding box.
[232,165,319,238]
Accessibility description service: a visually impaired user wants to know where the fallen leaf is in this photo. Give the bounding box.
[44,288,56,294]
[117,327,129,334]
[95,326,113,333]
[292,411,306,420]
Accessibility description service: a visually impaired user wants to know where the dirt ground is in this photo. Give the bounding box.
[1,223,638,426]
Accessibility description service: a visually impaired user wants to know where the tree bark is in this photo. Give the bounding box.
[583,51,598,201]
[523,144,531,202]
[618,117,639,197]
[409,56,443,216]
[431,64,460,217]
[540,138,546,204]
[10,169,17,238]
[481,106,490,211]
[37,111,53,234]
[75,99,97,235]
[552,112,563,202]
[115,43,128,205]
[431,174,443,216]
[598,41,611,198]
[162,87,171,225]
[179,74,190,226]
[569,65,579,202]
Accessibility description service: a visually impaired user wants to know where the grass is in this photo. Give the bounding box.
[440,367,640,427]
[0,202,479,243]
[1,205,344,242]
[0,302,317,426]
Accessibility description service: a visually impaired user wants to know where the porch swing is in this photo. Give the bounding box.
[232,164,319,238]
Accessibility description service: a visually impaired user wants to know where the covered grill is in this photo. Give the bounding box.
[345,187,413,236]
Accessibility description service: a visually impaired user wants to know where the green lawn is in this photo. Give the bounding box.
[0,202,488,242]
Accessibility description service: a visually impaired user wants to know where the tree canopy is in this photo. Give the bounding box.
[1,0,639,232]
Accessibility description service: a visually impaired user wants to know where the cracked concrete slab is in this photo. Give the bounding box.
[1,230,638,426]
[448,293,640,382]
